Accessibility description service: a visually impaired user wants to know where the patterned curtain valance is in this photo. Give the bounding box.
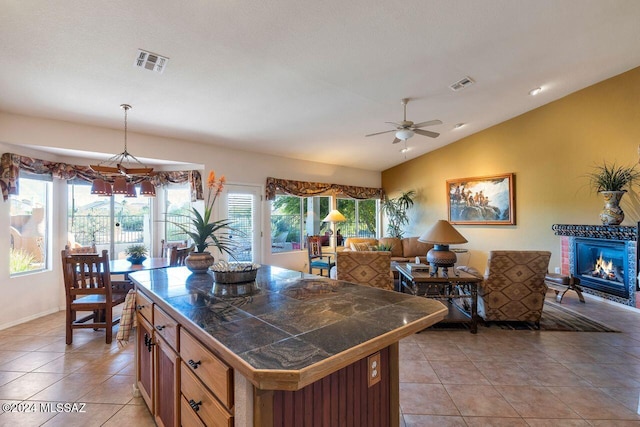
[1,152,203,201]
[265,177,384,201]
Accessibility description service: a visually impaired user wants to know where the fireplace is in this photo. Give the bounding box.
[552,224,637,307]
[574,238,628,299]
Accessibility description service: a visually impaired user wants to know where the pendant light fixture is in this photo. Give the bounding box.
[90,104,156,197]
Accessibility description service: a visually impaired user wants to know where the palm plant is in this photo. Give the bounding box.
[169,171,238,256]
[381,190,416,238]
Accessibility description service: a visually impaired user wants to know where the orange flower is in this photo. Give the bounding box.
[216,175,226,196]
[207,171,216,188]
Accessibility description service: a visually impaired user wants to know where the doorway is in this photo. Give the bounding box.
[222,184,262,263]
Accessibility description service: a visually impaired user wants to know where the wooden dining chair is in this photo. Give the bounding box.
[161,239,188,258]
[169,245,193,266]
[64,243,97,255]
[61,249,133,344]
[307,235,334,276]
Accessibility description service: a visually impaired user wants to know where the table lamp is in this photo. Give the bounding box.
[322,209,346,249]
[418,220,468,276]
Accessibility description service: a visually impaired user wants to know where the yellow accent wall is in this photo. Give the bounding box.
[382,67,640,272]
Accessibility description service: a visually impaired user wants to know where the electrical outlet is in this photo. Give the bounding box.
[368,352,381,387]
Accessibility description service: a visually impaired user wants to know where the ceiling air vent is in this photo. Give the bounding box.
[449,76,474,91]
[134,49,169,74]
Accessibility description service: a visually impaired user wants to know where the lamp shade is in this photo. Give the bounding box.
[418,220,467,245]
[139,180,156,197]
[125,182,137,198]
[322,209,346,223]
[112,177,128,194]
[90,178,106,195]
[102,182,113,197]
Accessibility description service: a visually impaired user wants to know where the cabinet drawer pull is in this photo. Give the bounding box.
[188,359,202,369]
[188,399,202,412]
[136,304,145,311]
[155,325,165,331]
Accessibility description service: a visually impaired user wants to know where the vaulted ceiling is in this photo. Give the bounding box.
[2,0,640,171]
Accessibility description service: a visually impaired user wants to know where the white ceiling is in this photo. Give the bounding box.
[2,0,640,172]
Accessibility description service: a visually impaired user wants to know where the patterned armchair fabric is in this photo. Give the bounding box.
[336,251,393,291]
[478,250,551,324]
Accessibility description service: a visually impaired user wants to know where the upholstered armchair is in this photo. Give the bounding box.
[477,250,551,326]
[336,251,394,291]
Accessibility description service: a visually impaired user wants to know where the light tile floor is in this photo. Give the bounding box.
[400,291,640,426]
[0,291,638,426]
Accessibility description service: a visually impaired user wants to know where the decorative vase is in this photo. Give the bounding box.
[599,191,625,225]
[126,255,146,265]
[185,251,215,274]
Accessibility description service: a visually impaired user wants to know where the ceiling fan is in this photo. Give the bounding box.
[365,98,442,144]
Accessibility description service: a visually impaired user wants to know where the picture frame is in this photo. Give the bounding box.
[447,173,515,225]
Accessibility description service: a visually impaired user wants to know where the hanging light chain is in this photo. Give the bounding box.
[120,104,131,154]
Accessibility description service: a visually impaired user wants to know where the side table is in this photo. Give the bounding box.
[396,263,481,333]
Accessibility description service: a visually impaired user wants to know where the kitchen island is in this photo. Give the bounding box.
[130,265,447,427]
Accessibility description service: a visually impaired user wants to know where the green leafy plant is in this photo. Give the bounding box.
[9,248,36,274]
[125,244,148,258]
[169,171,237,256]
[587,162,640,192]
[376,242,394,252]
[381,190,416,238]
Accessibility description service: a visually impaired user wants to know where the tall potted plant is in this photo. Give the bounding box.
[586,162,640,225]
[169,171,237,273]
[381,190,416,238]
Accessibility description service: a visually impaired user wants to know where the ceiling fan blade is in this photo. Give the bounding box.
[385,121,402,127]
[365,129,396,137]
[413,119,443,128]
[414,129,440,138]
[392,137,401,144]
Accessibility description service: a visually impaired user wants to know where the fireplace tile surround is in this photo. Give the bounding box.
[552,224,637,307]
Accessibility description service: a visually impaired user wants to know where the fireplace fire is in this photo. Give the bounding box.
[591,253,620,281]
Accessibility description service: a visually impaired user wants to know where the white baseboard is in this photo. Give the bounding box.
[0,307,61,331]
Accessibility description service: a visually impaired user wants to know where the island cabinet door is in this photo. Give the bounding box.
[136,314,154,413]
[155,334,180,427]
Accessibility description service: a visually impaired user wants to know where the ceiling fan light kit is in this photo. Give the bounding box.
[365,98,442,146]
[395,128,415,140]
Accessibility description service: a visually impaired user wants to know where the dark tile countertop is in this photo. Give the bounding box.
[130,265,447,390]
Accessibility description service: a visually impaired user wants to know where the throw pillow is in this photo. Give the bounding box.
[351,242,371,251]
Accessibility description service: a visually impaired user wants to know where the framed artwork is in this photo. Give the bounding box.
[447,173,515,225]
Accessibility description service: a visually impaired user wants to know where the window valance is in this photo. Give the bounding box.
[265,177,384,201]
[1,152,203,201]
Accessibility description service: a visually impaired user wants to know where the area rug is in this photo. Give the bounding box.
[431,302,620,332]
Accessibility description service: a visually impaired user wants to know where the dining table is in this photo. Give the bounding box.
[109,257,171,279]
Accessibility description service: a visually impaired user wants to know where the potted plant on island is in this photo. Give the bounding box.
[169,171,237,273]
[125,244,148,265]
[586,162,640,225]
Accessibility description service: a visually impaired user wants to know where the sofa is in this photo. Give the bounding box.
[343,236,433,263]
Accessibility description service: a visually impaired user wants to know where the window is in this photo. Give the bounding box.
[10,174,51,275]
[164,183,193,243]
[67,182,152,259]
[337,198,378,240]
[270,195,380,251]
[270,195,330,252]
